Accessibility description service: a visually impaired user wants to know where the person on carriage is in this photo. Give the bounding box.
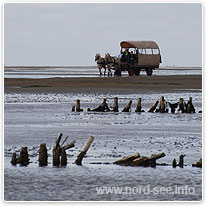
[122,48,130,63]
[118,49,124,61]
[130,51,135,65]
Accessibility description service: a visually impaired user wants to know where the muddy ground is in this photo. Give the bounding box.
[4,75,202,94]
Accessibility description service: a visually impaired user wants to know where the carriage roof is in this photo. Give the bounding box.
[120,41,159,49]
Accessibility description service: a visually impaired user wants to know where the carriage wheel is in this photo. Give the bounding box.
[146,68,153,76]
[134,69,140,76]
[115,69,121,76]
[128,69,134,76]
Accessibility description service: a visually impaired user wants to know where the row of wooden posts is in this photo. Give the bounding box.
[11,134,94,167]
[10,133,202,168]
[72,96,198,113]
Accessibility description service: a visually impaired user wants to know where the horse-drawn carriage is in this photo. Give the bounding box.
[95,40,162,76]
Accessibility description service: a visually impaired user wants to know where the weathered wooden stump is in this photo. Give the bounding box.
[178,98,186,113]
[132,156,149,166]
[186,97,195,113]
[178,154,185,168]
[147,153,166,166]
[132,153,166,167]
[71,105,75,112]
[122,100,132,112]
[11,152,17,165]
[17,147,30,166]
[62,140,76,150]
[135,98,142,112]
[113,97,119,112]
[159,96,166,113]
[75,136,94,165]
[89,99,110,112]
[53,147,61,167]
[148,100,159,112]
[53,133,62,166]
[114,152,140,165]
[76,99,83,112]
[39,143,48,167]
[172,159,177,167]
[60,148,67,166]
[54,133,63,150]
[192,158,202,168]
[115,152,166,167]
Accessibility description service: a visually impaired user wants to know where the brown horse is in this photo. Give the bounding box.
[104,53,121,76]
[95,53,107,76]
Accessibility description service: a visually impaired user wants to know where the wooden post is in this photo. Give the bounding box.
[178,98,185,113]
[148,100,159,112]
[147,153,166,162]
[52,133,62,167]
[54,133,62,150]
[135,98,142,112]
[114,152,140,165]
[132,156,149,166]
[62,140,76,150]
[178,154,185,167]
[122,100,132,112]
[186,97,195,113]
[113,97,119,112]
[75,136,94,165]
[172,159,177,168]
[132,153,165,166]
[76,99,83,112]
[60,148,67,166]
[53,147,60,167]
[76,99,81,112]
[89,99,110,112]
[192,158,202,168]
[17,147,30,166]
[39,143,48,167]
[72,105,75,112]
[11,152,17,165]
[159,96,165,113]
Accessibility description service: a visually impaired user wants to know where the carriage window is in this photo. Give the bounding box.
[139,49,146,54]
[152,49,159,54]
[129,49,135,53]
[145,49,153,54]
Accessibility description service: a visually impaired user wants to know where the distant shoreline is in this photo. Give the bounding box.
[4,65,98,69]
[4,66,202,70]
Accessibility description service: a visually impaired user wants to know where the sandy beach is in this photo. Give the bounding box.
[4,75,202,94]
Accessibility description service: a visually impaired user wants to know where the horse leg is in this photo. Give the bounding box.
[99,66,102,76]
[109,68,112,76]
[108,67,112,76]
[106,65,110,77]
[104,66,106,76]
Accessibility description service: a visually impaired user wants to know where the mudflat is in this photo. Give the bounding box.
[4,75,202,94]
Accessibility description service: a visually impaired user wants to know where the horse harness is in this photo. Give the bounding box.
[106,56,118,65]
[97,56,106,66]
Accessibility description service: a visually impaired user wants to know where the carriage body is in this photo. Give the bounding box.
[119,41,162,76]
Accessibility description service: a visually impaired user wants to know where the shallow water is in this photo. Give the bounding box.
[4,66,202,78]
[4,92,202,201]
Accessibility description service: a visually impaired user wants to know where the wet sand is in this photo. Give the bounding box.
[4,75,202,94]
[4,74,202,201]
